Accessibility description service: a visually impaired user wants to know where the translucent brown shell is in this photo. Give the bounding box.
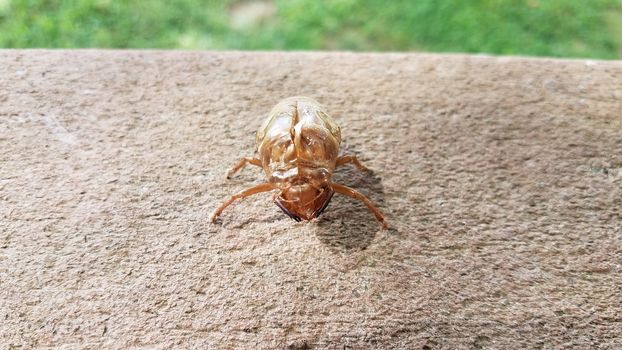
[211,96,388,228]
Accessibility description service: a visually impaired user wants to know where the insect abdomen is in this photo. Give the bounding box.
[256,97,341,185]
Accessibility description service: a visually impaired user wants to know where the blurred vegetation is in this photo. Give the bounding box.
[0,0,621,59]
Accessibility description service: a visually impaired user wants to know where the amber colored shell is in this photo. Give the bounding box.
[212,96,387,227]
[256,96,341,188]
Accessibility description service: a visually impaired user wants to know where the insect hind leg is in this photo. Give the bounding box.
[226,157,262,179]
[336,155,370,173]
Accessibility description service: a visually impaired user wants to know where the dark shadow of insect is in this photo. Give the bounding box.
[312,144,388,253]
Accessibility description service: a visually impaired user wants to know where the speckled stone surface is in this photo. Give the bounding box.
[1,50,621,349]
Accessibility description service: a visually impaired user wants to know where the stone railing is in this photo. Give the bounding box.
[1,50,621,348]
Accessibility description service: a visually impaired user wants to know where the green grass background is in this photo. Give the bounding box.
[1,0,621,59]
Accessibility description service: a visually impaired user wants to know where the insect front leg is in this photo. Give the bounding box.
[331,183,388,229]
[335,155,370,173]
[211,183,274,222]
[226,157,262,179]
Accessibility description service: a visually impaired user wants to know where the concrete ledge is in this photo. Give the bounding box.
[1,50,621,348]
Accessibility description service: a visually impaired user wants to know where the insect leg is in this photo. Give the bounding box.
[211,183,274,222]
[335,155,370,173]
[226,157,262,179]
[331,183,388,229]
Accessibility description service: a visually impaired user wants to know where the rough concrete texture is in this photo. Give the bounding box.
[1,50,621,349]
